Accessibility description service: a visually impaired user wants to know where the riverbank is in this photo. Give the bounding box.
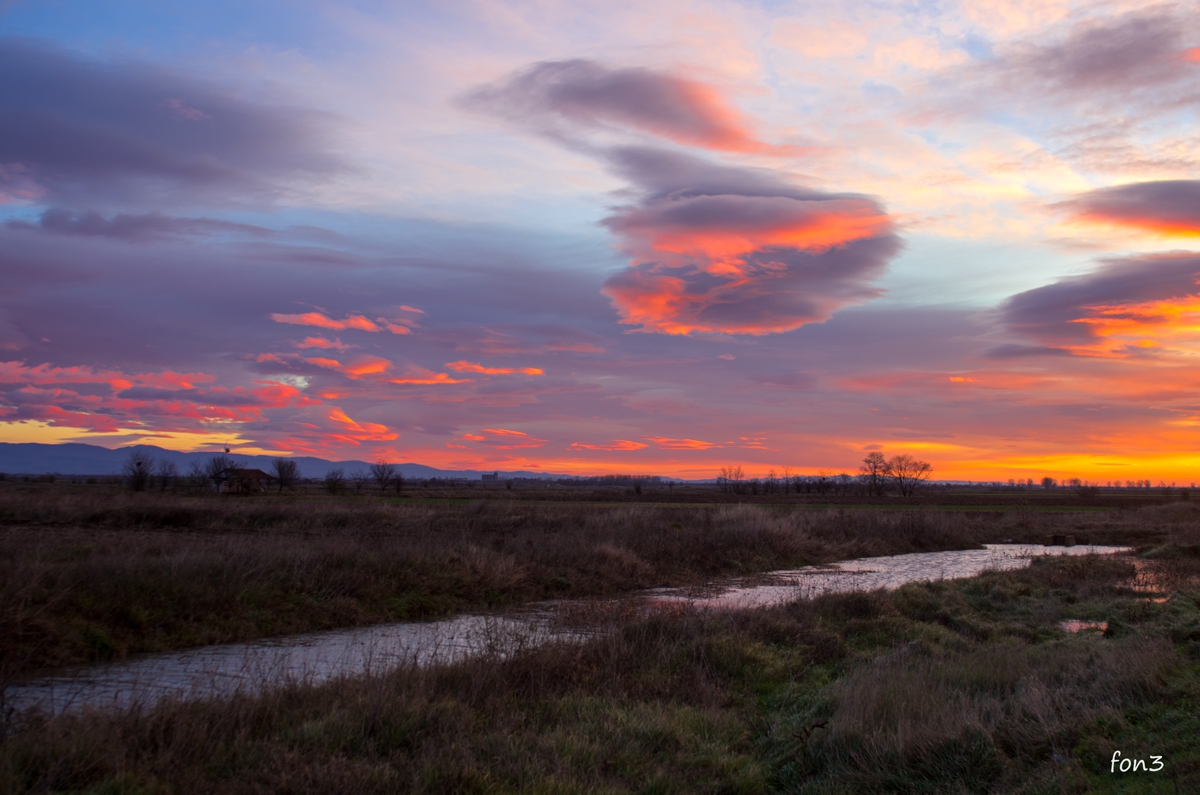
[5,549,1198,793]
[3,491,1195,677]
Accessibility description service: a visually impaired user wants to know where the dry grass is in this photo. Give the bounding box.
[0,491,991,675]
[4,551,1199,794]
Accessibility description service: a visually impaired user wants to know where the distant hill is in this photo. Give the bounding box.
[0,442,563,480]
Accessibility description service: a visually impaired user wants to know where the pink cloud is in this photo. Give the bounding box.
[570,439,649,451]
[445,360,544,376]
[270,312,381,332]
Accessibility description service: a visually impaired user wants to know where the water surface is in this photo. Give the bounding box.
[6,543,1126,716]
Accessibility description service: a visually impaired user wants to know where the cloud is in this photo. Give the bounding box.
[327,407,398,444]
[569,439,649,451]
[5,208,274,241]
[600,147,900,335]
[645,436,717,450]
[0,360,308,434]
[445,360,544,376]
[295,336,353,352]
[465,59,800,155]
[270,312,382,332]
[1059,180,1200,237]
[0,37,343,208]
[965,8,1200,98]
[1000,252,1200,357]
[456,427,547,449]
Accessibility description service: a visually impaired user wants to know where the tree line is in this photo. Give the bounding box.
[717,452,933,498]
[122,450,404,495]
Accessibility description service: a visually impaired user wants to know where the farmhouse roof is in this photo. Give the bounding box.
[232,468,276,480]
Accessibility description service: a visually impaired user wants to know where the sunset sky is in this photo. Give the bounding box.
[3,0,1200,481]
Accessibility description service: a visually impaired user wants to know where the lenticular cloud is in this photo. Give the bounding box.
[468,62,900,336]
[600,148,900,335]
[466,59,799,155]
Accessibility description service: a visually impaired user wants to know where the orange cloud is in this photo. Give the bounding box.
[611,195,890,279]
[297,336,352,351]
[569,439,649,451]
[600,150,899,336]
[389,368,470,385]
[1067,295,1200,358]
[445,360,544,376]
[327,407,398,444]
[304,356,342,369]
[645,436,717,450]
[457,427,547,449]
[0,361,308,436]
[1060,181,1200,238]
[270,312,381,332]
[342,356,392,378]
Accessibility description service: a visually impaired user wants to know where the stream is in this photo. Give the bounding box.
[4,543,1127,716]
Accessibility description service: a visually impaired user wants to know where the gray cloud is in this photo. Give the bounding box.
[1000,252,1200,349]
[6,208,275,241]
[0,37,345,209]
[1058,180,1200,233]
[464,59,796,153]
[599,147,900,335]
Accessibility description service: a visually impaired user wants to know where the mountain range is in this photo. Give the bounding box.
[0,443,564,480]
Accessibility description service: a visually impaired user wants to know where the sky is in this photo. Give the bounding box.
[2,0,1200,482]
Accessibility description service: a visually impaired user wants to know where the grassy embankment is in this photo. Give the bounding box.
[0,484,1184,676]
[2,486,996,676]
[4,504,1199,793]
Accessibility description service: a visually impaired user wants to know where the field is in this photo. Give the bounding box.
[2,482,1199,792]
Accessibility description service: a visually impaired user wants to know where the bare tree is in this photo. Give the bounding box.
[122,450,155,492]
[187,461,206,490]
[780,466,793,494]
[1042,476,1057,490]
[888,454,932,498]
[370,460,397,492]
[155,459,178,492]
[717,465,745,494]
[858,451,889,497]
[205,454,238,492]
[324,467,344,495]
[272,458,300,492]
[349,469,369,494]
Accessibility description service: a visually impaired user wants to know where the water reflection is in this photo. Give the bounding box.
[5,543,1127,716]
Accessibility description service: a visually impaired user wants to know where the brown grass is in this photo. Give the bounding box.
[4,551,1198,794]
[1,490,991,675]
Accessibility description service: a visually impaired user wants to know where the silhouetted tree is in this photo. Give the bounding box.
[187,461,206,490]
[156,460,178,492]
[859,451,888,497]
[717,465,745,494]
[370,460,397,492]
[888,454,932,498]
[1042,476,1057,490]
[122,450,155,492]
[272,458,300,492]
[324,468,345,495]
[349,469,369,494]
[205,454,238,492]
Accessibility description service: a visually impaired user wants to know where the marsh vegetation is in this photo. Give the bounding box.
[3,485,1199,792]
